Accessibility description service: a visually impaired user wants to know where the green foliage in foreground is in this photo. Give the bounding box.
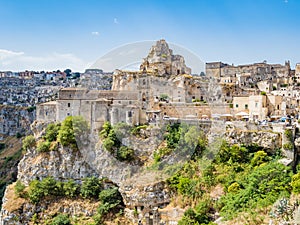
[100,122,135,162]
[22,135,36,150]
[168,140,294,223]
[50,214,71,225]
[219,161,292,220]
[21,176,104,204]
[45,123,61,142]
[58,116,89,149]
[80,176,103,199]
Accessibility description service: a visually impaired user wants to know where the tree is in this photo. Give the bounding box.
[116,146,134,161]
[37,141,51,152]
[80,177,103,199]
[22,135,36,150]
[64,69,72,76]
[45,123,61,142]
[57,116,89,149]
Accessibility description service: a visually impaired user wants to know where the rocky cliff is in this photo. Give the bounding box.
[0,120,291,225]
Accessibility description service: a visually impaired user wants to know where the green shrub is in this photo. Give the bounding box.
[283,143,293,151]
[28,180,44,203]
[291,173,300,194]
[45,123,61,142]
[36,141,51,152]
[165,123,181,149]
[159,93,169,101]
[22,135,36,150]
[227,182,240,193]
[250,150,269,167]
[99,121,112,139]
[178,199,212,225]
[131,125,148,136]
[116,146,134,162]
[57,116,89,149]
[260,91,267,96]
[99,187,123,205]
[216,143,248,164]
[14,180,26,197]
[63,179,79,198]
[80,177,103,199]
[220,162,292,219]
[153,147,172,163]
[50,214,71,225]
[284,129,293,142]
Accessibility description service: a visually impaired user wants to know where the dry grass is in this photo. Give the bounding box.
[2,183,26,213]
[0,135,23,159]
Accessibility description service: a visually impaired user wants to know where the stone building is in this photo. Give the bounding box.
[37,39,218,129]
[233,94,284,121]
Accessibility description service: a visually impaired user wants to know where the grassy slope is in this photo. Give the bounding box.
[0,135,24,207]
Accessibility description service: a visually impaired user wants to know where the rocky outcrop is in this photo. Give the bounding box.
[140,39,191,76]
[0,183,99,225]
[17,145,98,185]
[225,125,282,152]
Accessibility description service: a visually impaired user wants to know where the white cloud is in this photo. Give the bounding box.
[0,49,24,60]
[114,18,119,24]
[0,49,88,72]
[91,31,99,36]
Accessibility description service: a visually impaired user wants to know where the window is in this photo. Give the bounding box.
[128,111,132,117]
[67,103,70,107]
[235,104,239,108]
[255,102,258,107]
[245,104,248,109]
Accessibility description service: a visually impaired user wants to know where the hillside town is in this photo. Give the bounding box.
[2,39,300,137]
[0,69,112,136]
[36,39,300,130]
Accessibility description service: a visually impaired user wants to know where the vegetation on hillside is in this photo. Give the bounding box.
[0,136,24,208]
[100,122,135,162]
[164,124,294,225]
[14,176,124,225]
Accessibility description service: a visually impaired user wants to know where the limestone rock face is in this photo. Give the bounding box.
[17,145,98,185]
[140,39,191,76]
[225,127,281,152]
[120,179,170,208]
[0,184,99,225]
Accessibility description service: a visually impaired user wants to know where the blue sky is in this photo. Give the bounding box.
[0,0,299,72]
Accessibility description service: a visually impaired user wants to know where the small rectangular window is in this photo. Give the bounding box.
[236,104,239,108]
[68,103,71,107]
[245,104,248,109]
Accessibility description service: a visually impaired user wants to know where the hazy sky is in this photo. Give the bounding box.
[0,0,299,72]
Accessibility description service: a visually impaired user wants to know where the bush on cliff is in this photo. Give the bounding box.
[50,214,71,225]
[45,123,61,142]
[80,176,103,199]
[36,140,51,152]
[22,135,36,150]
[57,116,89,149]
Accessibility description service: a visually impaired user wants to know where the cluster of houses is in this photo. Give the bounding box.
[0,105,35,137]
[2,39,300,134]
[35,39,300,130]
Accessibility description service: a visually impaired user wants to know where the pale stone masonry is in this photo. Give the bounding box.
[37,39,300,129]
